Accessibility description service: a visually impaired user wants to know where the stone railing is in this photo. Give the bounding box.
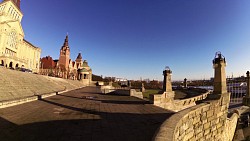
[150,90,211,112]
[0,96,38,108]
[173,91,211,111]
[224,113,239,140]
[100,87,143,99]
[0,88,81,109]
[130,89,143,99]
[153,93,239,141]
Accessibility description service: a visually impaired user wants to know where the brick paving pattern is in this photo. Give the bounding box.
[0,87,172,141]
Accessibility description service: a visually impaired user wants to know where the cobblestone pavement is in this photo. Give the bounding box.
[0,87,173,141]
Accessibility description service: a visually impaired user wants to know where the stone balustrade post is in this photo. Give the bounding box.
[213,52,227,95]
[246,71,250,97]
[163,66,172,92]
[184,78,187,88]
[243,71,250,106]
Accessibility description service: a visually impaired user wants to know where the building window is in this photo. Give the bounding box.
[7,31,17,49]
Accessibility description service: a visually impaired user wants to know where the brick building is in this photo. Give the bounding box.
[40,35,92,85]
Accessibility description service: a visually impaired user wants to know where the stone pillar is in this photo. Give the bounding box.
[163,66,172,92]
[141,83,145,92]
[183,78,187,88]
[109,81,113,86]
[243,71,250,106]
[213,52,227,95]
[128,80,131,88]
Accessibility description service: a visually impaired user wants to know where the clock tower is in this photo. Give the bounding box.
[58,35,70,77]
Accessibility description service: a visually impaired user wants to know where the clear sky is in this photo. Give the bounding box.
[19,0,250,81]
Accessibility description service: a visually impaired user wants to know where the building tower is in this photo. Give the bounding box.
[4,0,21,9]
[212,52,227,94]
[77,60,92,86]
[163,66,172,92]
[75,52,82,69]
[0,0,41,72]
[58,35,70,78]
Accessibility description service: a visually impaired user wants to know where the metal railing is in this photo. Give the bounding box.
[227,77,246,104]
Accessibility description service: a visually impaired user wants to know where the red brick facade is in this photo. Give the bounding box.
[40,56,56,69]
[40,35,85,80]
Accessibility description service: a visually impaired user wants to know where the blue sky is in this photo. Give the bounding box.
[19,0,250,80]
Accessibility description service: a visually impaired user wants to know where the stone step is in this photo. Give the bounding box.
[0,67,84,102]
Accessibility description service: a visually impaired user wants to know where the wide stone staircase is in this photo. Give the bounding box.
[0,67,84,102]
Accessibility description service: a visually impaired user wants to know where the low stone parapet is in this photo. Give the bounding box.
[0,96,38,108]
[98,85,115,94]
[130,89,143,99]
[0,88,84,109]
[37,92,57,100]
[224,113,239,141]
[100,87,143,99]
[150,90,211,112]
[153,92,237,141]
[243,97,250,106]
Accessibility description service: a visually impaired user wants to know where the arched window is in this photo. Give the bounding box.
[9,62,13,68]
[1,60,4,66]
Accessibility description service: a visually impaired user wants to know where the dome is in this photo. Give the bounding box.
[82,60,89,67]
[78,68,89,73]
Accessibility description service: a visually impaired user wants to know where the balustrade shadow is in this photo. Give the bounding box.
[0,117,24,141]
[0,87,173,140]
[0,99,172,141]
[57,93,148,105]
[85,95,150,105]
[98,98,150,105]
[57,93,84,100]
[40,99,99,114]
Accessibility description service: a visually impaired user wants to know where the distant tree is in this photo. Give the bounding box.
[92,74,103,81]
[131,81,145,89]
[103,77,115,82]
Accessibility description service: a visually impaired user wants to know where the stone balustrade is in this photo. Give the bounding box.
[100,86,143,99]
[174,91,211,111]
[0,96,37,108]
[150,90,211,112]
[153,93,239,141]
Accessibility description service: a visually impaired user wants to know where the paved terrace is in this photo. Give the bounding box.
[0,87,173,141]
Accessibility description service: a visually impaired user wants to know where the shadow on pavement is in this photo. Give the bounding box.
[0,87,173,141]
[0,110,171,141]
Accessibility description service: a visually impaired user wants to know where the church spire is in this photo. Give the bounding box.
[62,34,69,49]
[76,52,82,60]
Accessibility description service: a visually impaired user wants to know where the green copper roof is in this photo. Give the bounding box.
[78,68,88,73]
[82,60,89,67]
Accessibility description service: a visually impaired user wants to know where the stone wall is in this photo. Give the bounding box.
[149,90,210,112]
[223,113,238,140]
[153,93,239,141]
[130,89,143,99]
